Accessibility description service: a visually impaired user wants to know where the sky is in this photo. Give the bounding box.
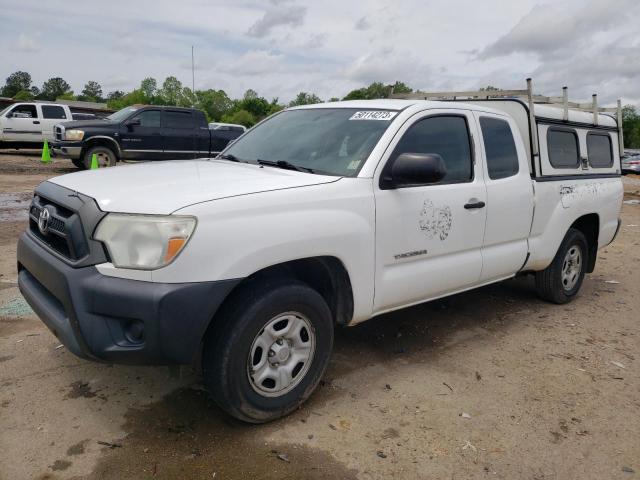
[0,0,638,106]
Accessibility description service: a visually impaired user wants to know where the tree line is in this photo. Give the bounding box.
[2,70,639,147]
[0,70,412,127]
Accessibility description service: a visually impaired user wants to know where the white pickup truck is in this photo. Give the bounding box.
[0,102,72,148]
[17,84,623,423]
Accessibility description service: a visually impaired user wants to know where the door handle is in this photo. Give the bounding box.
[464,201,486,209]
[33,121,40,124]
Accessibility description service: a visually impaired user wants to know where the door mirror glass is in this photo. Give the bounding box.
[384,153,447,188]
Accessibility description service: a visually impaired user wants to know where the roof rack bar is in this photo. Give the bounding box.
[526,78,539,158]
[617,99,624,155]
[592,94,598,126]
[387,78,619,120]
[389,89,528,100]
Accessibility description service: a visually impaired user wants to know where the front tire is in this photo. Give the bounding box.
[202,279,334,423]
[83,146,116,169]
[535,228,588,304]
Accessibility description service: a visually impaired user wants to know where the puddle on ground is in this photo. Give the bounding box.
[0,193,31,222]
[85,388,358,480]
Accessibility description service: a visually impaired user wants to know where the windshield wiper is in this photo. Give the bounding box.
[256,159,315,174]
[217,153,241,162]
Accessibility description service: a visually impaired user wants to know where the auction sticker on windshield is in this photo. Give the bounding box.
[349,111,398,121]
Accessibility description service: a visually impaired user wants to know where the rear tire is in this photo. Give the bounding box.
[202,279,333,423]
[83,146,116,169]
[535,228,588,304]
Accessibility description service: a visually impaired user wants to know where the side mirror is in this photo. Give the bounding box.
[6,112,14,118]
[126,118,141,129]
[382,153,447,189]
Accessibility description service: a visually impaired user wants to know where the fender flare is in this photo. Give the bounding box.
[83,136,122,158]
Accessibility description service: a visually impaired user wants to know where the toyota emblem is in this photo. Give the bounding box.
[38,208,51,235]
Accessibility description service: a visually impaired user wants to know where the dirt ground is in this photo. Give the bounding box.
[0,151,639,480]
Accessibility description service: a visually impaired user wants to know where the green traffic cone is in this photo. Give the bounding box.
[90,153,99,170]
[41,140,51,163]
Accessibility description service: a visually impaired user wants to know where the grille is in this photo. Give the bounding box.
[54,125,64,141]
[29,196,89,260]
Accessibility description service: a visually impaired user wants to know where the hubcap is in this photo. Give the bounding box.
[247,312,315,397]
[561,244,582,291]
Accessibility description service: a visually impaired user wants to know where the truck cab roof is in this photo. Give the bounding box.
[294,98,617,128]
[287,99,511,117]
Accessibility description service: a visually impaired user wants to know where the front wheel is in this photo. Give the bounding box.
[83,146,116,169]
[202,279,334,423]
[535,228,588,304]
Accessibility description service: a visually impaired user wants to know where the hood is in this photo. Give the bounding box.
[48,160,339,214]
[59,119,113,129]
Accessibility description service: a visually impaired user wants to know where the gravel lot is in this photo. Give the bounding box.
[0,151,639,480]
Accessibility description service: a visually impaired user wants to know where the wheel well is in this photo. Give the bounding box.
[81,138,120,160]
[213,257,354,328]
[570,214,599,273]
[245,257,354,325]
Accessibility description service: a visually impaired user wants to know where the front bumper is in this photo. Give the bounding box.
[17,232,240,365]
[51,142,82,160]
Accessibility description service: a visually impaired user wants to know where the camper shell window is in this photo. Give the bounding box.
[547,128,580,169]
[587,132,613,168]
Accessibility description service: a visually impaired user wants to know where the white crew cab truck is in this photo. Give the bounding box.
[18,80,623,423]
[0,102,72,147]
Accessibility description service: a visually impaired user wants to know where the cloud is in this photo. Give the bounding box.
[474,0,640,104]
[217,50,287,76]
[1,0,638,106]
[531,35,640,103]
[247,2,307,38]
[344,47,435,88]
[16,33,39,52]
[355,17,370,31]
[478,0,637,59]
[102,75,131,90]
[303,33,327,49]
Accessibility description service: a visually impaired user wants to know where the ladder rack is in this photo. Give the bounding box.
[389,78,624,157]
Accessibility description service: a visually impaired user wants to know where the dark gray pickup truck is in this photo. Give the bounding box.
[51,105,245,169]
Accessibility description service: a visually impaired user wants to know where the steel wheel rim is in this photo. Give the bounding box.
[247,312,315,397]
[96,152,111,167]
[561,244,582,291]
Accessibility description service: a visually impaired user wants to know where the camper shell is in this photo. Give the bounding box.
[390,79,622,179]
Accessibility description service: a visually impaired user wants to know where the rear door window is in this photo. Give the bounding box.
[41,105,67,119]
[547,128,580,168]
[479,117,519,179]
[587,132,613,168]
[163,110,193,129]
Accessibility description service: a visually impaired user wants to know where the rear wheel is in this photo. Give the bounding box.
[535,228,588,304]
[83,146,116,169]
[202,279,333,423]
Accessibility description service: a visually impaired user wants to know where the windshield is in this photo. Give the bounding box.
[107,106,139,122]
[222,108,397,176]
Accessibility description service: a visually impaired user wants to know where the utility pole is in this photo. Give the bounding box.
[191,45,195,106]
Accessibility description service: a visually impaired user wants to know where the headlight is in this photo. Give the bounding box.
[94,214,196,270]
[65,129,85,141]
